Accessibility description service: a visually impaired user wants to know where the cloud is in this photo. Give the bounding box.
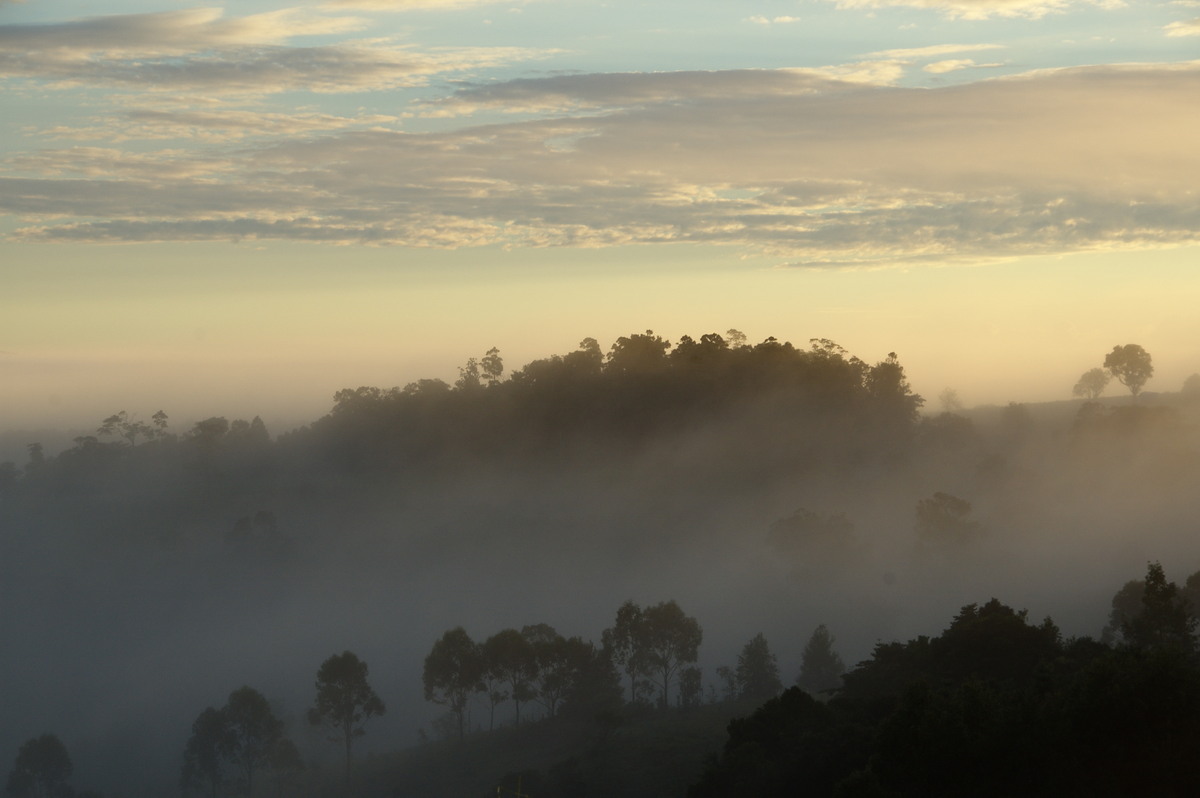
[867,43,1004,59]
[924,58,1005,72]
[747,15,802,24]
[4,64,1199,266]
[1165,18,1200,35]
[419,69,877,116]
[323,0,536,8]
[828,0,1121,20]
[0,8,366,54]
[33,109,401,144]
[0,8,547,95]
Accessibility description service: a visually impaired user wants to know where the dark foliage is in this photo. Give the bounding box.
[690,578,1200,798]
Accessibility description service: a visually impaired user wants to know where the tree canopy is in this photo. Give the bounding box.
[308,651,385,782]
[6,735,71,798]
[1104,343,1154,399]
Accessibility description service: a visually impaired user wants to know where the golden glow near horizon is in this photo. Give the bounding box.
[2,1,1199,433]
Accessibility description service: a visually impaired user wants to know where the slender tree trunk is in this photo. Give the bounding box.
[343,721,353,784]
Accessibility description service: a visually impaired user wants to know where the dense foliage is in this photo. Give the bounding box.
[690,564,1200,798]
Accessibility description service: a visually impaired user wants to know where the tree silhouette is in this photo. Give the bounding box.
[266,739,305,798]
[181,707,232,798]
[224,686,283,794]
[601,601,650,704]
[640,600,703,709]
[480,347,504,385]
[1104,344,1153,400]
[308,651,385,783]
[735,633,783,704]
[522,624,590,719]
[1072,367,1110,400]
[6,734,71,798]
[914,492,978,545]
[424,629,483,738]
[1122,562,1197,652]
[797,624,844,697]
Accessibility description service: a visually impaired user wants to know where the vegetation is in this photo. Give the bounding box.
[308,652,386,783]
[692,563,1200,797]
[5,333,1200,797]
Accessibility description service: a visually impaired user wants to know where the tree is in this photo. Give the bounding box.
[224,686,283,794]
[1073,367,1111,400]
[1104,344,1153,400]
[640,600,703,709]
[1182,373,1200,400]
[938,388,964,413]
[480,347,504,385]
[424,629,483,738]
[606,330,671,375]
[735,633,783,704]
[1121,562,1197,652]
[6,734,71,798]
[308,651,386,783]
[679,666,704,709]
[266,739,305,798]
[797,624,844,697]
[189,417,230,448]
[481,629,535,727]
[914,492,979,545]
[522,624,590,719]
[181,707,232,798]
[455,357,481,391]
[98,410,153,447]
[601,601,650,704]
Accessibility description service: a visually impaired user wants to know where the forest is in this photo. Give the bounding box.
[3,331,1200,797]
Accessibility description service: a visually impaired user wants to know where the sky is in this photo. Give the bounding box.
[2,0,1199,435]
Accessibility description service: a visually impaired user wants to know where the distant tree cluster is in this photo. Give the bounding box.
[1073,343,1154,401]
[181,686,299,798]
[421,599,853,747]
[178,652,383,797]
[6,734,73,798]
[423,620,620,740]
[308,332,924,475]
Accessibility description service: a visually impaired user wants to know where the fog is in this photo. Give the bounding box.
[2,338,1199,797]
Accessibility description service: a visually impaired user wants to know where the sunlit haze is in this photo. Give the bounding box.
[3,0,1198,436]
[4,7,1200,795]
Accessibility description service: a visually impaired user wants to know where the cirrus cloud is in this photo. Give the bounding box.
[0,8,550,95]
[1165,17,1200,35]
[4,62,1197,267]
[829,0,1123,20]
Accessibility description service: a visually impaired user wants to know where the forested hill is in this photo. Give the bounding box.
[298,332,923,475]
[4,331,1200,798]
[1,331,926,528]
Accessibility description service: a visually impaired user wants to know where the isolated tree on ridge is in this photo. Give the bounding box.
[1073,367,1111,400]
[1104,344,1153,400]
[308,651,386,783]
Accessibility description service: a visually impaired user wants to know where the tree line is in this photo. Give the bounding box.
[11,561,1198,798]
[178,651,383,798]
[691,560,1200,797]
[420,599,849,742]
